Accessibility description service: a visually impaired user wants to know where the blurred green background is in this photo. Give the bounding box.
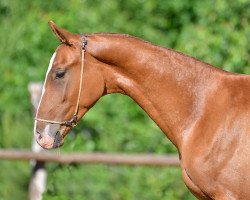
[0,0,249,199]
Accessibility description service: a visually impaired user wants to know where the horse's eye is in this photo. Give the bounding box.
[55,71,66,79]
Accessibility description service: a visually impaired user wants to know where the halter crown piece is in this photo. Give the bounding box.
[35,34,87,127]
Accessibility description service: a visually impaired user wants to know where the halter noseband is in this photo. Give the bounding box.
[35,34,87,127]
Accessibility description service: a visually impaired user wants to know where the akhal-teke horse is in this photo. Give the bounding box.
[34,21,250,199]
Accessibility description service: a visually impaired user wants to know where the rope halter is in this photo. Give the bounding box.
[35,34,87,127]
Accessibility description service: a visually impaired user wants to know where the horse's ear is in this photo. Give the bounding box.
[48,20,76,46]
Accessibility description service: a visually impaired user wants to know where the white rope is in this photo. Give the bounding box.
[74,49,85,115]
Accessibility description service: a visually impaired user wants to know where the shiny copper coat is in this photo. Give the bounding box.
[34,21,250,199]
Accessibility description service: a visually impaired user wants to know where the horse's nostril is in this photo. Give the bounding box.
[55,131,61,140]
[53,131,63,148]
[36,131,42,139]
[54,131,58,137]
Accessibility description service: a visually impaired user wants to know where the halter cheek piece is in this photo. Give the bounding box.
[35,34,87,127]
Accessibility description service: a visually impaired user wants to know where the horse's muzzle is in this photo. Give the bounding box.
[35,123,64,149]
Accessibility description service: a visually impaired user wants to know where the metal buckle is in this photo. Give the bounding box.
[81,34,87,50]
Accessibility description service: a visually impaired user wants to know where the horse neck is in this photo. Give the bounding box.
[87,34,225,150]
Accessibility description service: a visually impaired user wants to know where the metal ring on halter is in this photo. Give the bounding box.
[35,34,87,127]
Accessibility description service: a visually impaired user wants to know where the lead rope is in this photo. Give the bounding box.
[35,34,87,127]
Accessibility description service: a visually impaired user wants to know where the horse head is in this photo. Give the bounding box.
[34,21,106,149]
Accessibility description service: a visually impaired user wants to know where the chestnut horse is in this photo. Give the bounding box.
[34,21,250,199]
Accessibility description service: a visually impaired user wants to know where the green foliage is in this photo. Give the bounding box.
[43,165,194,200]
[0,0,249,199]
